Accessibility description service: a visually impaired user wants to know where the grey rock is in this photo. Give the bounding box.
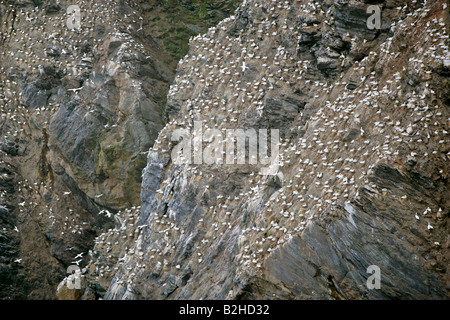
[0,206,8,219]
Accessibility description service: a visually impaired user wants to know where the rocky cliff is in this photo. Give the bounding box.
[1,0,449,300]
[93,0,449,300]
[0,0,239,299]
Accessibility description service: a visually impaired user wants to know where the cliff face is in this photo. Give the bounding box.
[0,0,239,299]
[96,0,449,300]
[0,0,448,300]
[0,0,168,299]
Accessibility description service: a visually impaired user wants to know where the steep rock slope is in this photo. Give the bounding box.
[0,160,27,299]
[0,0,239,299]
[95,0,449,300]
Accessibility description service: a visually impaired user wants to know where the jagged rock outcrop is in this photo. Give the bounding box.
[95,0,449,300]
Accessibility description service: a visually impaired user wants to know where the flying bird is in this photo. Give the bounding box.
[72,259,82,266]
[74,252,84,259]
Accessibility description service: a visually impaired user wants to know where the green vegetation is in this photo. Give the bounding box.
[149,0,242,60]
[73,167,88,180]
[162,24,197,60]
[97,131,107,146]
